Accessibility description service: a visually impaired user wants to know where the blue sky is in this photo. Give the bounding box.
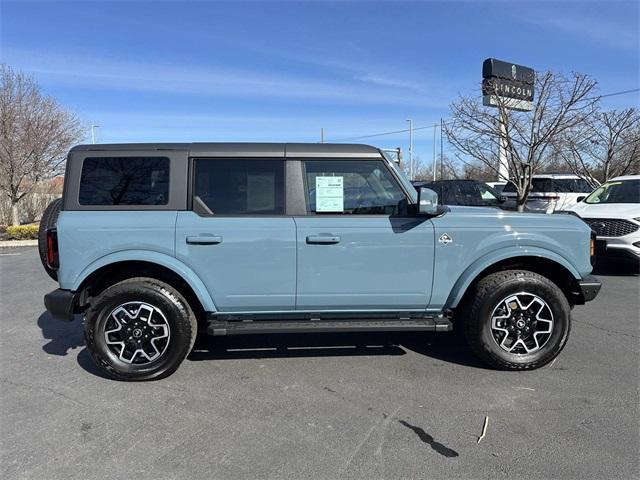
[1,0,638,165]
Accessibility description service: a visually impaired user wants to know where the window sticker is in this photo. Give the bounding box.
[315,176,344,212]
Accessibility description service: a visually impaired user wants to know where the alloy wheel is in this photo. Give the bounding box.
[103,301,171,364]
[490,292,554,354]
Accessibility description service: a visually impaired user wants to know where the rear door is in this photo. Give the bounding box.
[294,158,435,311]
[175,158,296,312]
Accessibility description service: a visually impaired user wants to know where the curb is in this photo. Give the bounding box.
[0,240,38,248]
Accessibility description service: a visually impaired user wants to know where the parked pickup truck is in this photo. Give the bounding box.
[41,143,601,381]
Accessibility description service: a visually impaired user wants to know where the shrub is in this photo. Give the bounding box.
[5,225,39,240]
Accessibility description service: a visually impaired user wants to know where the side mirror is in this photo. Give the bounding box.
[418,187,439,215]
[498,195,506,203]
[576,196,586,203]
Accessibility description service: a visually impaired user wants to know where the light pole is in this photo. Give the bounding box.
[406,119,413,179]
[432,123,437,181]
[91,125,100,144]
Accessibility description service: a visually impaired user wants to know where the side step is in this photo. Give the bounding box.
[207,317,452,336]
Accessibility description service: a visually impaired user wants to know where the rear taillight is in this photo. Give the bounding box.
[46,228,59,269]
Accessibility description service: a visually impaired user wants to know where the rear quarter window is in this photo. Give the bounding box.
[550,178,592,193]
[79,157,170,206]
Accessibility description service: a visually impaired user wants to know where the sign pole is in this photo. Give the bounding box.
[499,119,509,181]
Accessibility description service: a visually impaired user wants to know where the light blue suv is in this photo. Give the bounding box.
[41,143,601,380]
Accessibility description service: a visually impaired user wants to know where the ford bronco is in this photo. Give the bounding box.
[41,143,601,381]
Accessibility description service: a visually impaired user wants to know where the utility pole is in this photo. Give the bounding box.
[406,119,413,179]
[320,128,324,144]
[91,124,100,144]
[432,123,437,181]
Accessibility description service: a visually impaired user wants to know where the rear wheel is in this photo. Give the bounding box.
[84,278,197,381]
[38,198,62,280]
[461,270,571,370]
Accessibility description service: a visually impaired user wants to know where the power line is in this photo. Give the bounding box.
[329,87,639,143]
[595,88,639,100]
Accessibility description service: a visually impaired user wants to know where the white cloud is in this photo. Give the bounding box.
[2,46,451,108]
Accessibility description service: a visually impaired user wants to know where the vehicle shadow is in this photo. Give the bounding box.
[37,311,110,378]
[189,331,486,369]
[37,311,487,376]
[37,311,84,356]
[592,257,639,276]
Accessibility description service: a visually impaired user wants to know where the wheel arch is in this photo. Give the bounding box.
[446,251,583,310]
[72,252,216,317]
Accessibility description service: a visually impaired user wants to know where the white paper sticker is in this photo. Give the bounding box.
[315,176,344,212]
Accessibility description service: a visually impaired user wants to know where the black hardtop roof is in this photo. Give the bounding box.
[70,142,382,158]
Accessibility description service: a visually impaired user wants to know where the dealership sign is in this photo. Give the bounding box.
[482,58,535,111]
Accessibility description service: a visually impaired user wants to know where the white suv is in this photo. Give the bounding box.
[503,174,594,213]
[568,175,640,262]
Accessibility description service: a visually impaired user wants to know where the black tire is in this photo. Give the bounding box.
[38,198,63,280]
[461,270,571,370]
[84,278,197,381]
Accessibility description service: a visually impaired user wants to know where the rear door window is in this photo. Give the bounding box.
[193,159,285,215]
[79,157,170,205]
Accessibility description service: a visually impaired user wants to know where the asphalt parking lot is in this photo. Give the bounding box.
[1,247,638,480]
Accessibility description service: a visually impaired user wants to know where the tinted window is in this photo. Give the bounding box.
[552,178,593,193]
[531,178,592,193]
[531,178,554,192]
[503,181,517,193]
[304,160,407,215]
[194,159,284,215]
[425,181,498,206]
[79,157,169,206]
[505,178,592,193]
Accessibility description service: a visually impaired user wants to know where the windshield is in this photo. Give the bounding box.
[585,179,640,204]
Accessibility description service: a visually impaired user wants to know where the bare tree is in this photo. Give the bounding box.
[554,108,640,187]
[0,65,84,225]
[444,71,598,211]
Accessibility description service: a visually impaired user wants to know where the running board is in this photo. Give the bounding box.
[206,317,452,336]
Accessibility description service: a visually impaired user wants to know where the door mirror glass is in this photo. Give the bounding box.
[418,187,439,215]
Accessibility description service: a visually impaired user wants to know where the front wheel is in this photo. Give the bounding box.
[461,270,571,370]
[84,278,197,381]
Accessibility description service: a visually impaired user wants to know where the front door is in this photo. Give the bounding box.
[295,159,435,311]
[175,158,296,312]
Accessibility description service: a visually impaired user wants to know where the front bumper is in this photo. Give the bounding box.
[595,236,640,262]
[44,289,78,322]
[578,275,602,303]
